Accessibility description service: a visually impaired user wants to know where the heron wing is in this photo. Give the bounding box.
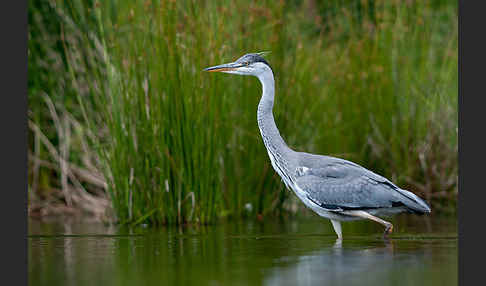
[294,160,403,211]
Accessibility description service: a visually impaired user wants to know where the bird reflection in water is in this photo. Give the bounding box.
[265,238,404,286]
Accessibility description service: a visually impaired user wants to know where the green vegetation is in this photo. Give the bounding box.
[28,0,457,224]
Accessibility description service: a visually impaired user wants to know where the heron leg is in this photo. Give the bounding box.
[330,219,343,239]
[342,210,393,237]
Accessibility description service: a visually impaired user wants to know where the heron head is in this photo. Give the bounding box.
[204,52,272,76]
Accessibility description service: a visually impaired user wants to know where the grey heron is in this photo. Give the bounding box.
[204,53,431,239]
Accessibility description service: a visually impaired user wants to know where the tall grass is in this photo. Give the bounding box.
[28,0,457,223]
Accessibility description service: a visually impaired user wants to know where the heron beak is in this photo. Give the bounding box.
[203,62,243,72]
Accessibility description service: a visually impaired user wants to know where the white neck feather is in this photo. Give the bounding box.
[256,68,292,156]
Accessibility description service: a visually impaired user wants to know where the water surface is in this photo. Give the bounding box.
[29,215,457,286]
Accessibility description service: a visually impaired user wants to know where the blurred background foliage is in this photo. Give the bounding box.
[28,0,457,224]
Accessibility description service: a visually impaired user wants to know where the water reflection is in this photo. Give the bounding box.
[266,238,397,286]
[28,216,457,286]
[264,233,456,286]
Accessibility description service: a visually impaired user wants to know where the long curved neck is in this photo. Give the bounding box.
[256,70,292,156]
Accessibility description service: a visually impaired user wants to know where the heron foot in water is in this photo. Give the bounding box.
[383,223,393,238]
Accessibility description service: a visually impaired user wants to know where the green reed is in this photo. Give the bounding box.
[30,0,457,224]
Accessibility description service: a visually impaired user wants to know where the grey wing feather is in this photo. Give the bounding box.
[294,154,429,212]
[295,162,400,211]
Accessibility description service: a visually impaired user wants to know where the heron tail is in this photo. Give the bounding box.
[396,188,431,214]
